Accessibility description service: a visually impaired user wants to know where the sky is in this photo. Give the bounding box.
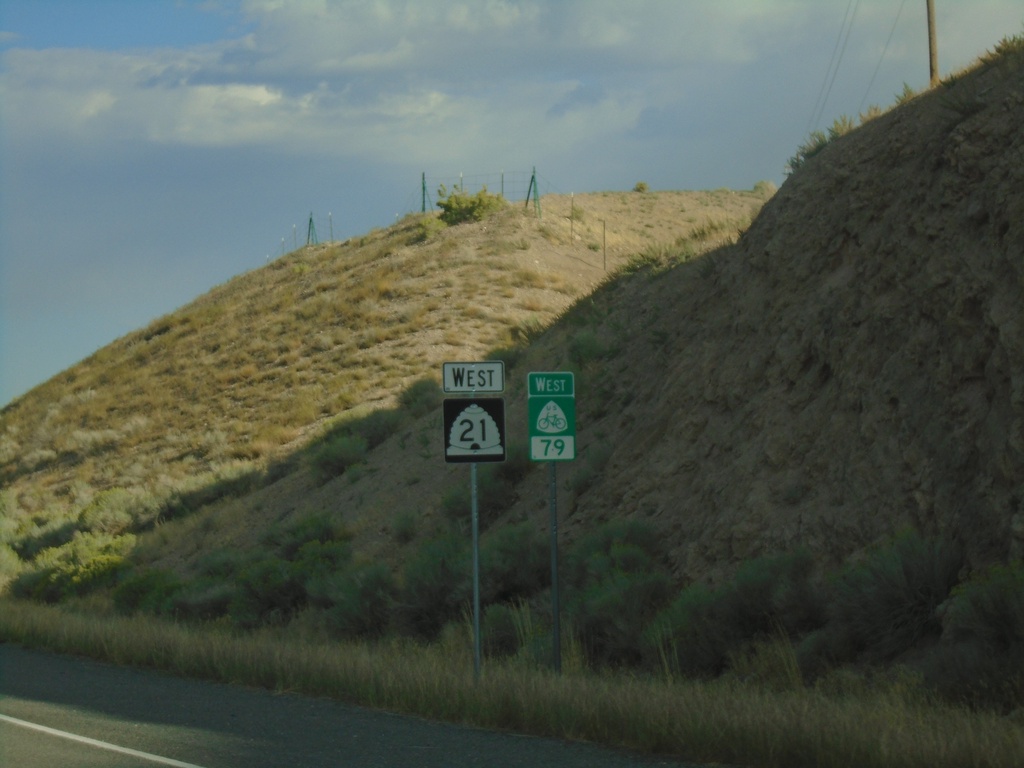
[1,1,1021,407]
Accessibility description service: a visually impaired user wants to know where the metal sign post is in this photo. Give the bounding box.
[548,462,560,673]
[442,361,506,682]
[471,462,481,680]
[527,372,576,673]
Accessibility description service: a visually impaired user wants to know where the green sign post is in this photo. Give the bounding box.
[527,371,576,673]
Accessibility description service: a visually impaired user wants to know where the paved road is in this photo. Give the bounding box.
[0,644,708,768]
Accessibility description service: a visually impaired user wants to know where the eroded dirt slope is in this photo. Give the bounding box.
[569,51,1024,582]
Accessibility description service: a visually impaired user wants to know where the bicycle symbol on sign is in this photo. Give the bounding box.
[536,402,568,433]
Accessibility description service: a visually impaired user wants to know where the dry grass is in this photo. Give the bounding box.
[0,598,1020,768]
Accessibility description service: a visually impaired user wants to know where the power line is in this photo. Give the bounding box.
[817,0,861,130]
[858,0,909,115]
[806,0,855,135]
[806,0,861,135]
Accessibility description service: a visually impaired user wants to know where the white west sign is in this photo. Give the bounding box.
[443,361,505,394]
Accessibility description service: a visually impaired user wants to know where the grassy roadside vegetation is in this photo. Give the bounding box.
[1,597,1021,768]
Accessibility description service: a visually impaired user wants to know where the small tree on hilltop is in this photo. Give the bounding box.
[436,184,505,226]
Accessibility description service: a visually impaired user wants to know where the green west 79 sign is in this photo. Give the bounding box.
[527,372,575,461]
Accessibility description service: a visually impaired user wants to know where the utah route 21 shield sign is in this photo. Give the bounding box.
[443,398,506,463]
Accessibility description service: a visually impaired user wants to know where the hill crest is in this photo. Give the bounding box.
[0,186,767,575]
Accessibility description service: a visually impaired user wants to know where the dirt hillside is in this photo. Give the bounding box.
[0,184,767,577]
[564,49,1024,583]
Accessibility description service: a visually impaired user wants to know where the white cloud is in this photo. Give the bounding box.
[3,0,1020,178]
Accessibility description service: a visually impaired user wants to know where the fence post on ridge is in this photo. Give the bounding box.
[525,166,541,219]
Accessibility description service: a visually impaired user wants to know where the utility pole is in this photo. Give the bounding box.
[926,0,939,87]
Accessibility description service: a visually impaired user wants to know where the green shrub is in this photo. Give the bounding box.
[229,519,345,625]
[985,29,1024,61]
[895,81,917,105]
[320,562,397,639]
[917,638,1024,711]
[398,378,443,418]
[263,514,351,560]
[486,345,523,373]
[407,215,447,244]
[480,522,548,605]
[232,520,354,627]
[392,510,418,544]
[569,329,613,366]
[12,531,135,603]
[625,245,672,273]
[0,543,21,591]
[352,409,402,449]
[440,485,470,525]
[310,433,368,481]
[649,549,825,679]
[494,437,532,485]
[568,442,613,497]
[786,115,857,175]
[397,532,470,639]
[943,562,1024,651]
[916,562,1024,709]
[170,579,234,621]
[510,317,549,345]
[436,185,505,226]
[827,113,856,140]
[483,601,521,657]
[292,539,353,580]
[565,520,671,666]
[800,533,963,671]
[786,130,828,174]
[633,181,649,193]
[649,582,730,678]
[0,510,18,551]
[13,517,78,560]
[230,556,307,627]
[156,466,263,524]
[484,601,541,658]
[63,554,129,595]
[310,408,404,483]
[725,633,804,693]
[441,463,517,529]
[566,520,662,583]
[113,569,182,615]
[724,549,825,638]
[196,548,246,578]
[77,488,137,535]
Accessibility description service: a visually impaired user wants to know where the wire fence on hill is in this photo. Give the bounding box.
[418,169,540,211]
[274,168,573,258]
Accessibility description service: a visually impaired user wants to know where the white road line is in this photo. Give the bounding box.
[0,713,210,768]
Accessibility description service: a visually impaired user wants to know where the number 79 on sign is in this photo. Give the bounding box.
[535,436,572,459]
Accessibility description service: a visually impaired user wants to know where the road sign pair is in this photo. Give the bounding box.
[441,364,576,463]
